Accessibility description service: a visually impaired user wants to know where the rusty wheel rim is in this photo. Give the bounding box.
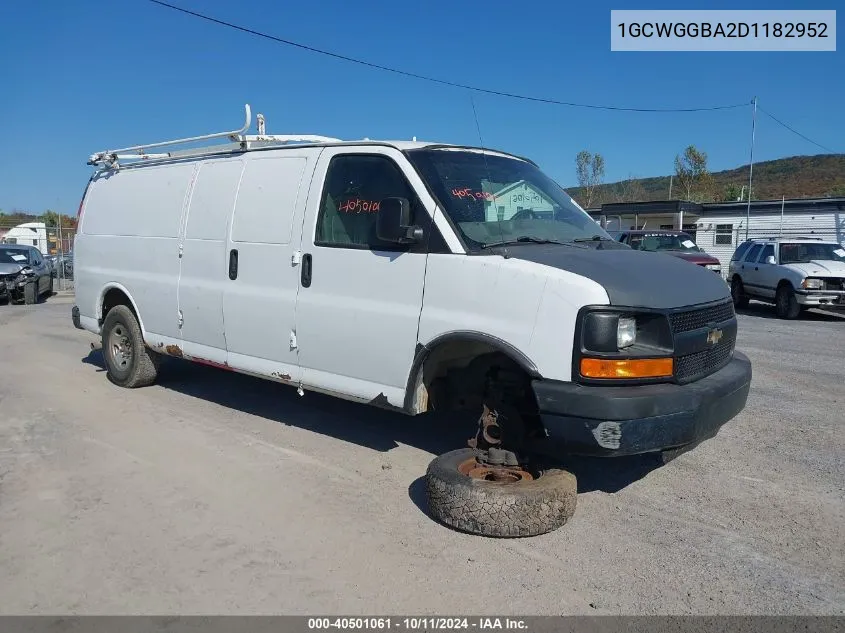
[458,457,535,483]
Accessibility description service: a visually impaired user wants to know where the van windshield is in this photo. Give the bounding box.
[406,148,609,249]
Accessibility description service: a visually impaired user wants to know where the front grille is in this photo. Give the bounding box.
[669,300,735,333]
[675,331,736,383]
[821,278,844,291]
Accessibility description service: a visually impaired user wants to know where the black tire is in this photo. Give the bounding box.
[23,282,37,305]
[775,284,801,320]
[47,276,53,295]
[101,304,160,388]
[425,448,577,537]
[731,276,749,308]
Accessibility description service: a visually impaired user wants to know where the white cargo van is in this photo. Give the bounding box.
[72,106,752,537]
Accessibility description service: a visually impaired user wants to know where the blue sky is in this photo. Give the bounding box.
[0,0,842,214]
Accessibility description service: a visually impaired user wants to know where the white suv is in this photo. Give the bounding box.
[728,237,845,318]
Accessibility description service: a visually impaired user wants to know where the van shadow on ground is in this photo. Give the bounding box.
[82,349,669,497]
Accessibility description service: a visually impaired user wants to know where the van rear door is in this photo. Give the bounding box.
[178,157,245,365]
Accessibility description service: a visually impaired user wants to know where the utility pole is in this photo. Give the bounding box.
[668,174,673,199]
[745,96,757,240]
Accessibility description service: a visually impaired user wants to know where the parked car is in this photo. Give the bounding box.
[72,107,752,537]
[47,251,74,278]
[728,237,845,318]
[612,229,723,275]
[0,244,53,304]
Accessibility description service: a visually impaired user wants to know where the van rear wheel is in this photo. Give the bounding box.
[101,305,160,388]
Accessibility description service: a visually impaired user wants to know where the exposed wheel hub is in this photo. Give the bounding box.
[458,448,534,483]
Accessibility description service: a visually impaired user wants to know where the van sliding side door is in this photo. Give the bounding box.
[221,151,320,384]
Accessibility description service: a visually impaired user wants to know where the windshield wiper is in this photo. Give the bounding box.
[480,236,574,249]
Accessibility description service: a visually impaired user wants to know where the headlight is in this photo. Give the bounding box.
[20,266,35,276]
[802,278,823,289]
[617,316,637,349]
[706,264,721,272]
[576,309,674,382]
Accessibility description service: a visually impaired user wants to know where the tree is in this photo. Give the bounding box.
[722,184,742,202]
[828,183,845,197]
[575,150,605,209]
[674,145,711,202]
[615,174,646,203]
[41,210,60,227]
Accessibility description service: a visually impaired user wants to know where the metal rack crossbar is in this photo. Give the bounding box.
[87,104,343,168]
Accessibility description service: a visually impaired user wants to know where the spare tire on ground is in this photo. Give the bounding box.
[425,447,577,537]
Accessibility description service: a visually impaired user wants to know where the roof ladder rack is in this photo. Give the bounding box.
[87,103,343,168]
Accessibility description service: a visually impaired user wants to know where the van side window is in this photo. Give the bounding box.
[316,155,423,250]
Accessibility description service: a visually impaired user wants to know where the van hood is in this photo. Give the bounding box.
[499,244,730,309]
[785,260,845,277]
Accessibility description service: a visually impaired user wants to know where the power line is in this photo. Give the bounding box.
[759,106,838,154]
[144,0,748,114]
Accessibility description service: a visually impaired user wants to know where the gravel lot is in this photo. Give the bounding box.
[1,295,843,615]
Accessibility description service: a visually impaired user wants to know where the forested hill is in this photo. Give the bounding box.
[566,154,845,207]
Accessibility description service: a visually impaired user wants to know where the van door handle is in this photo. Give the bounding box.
[301,253,312,288]
[228,249,238,280]
[754,266,759,271]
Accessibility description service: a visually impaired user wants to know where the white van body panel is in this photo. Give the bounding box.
[76,162,195,341]
[178,157,244,365]
[418,256,610,383]
[222,150,320,383]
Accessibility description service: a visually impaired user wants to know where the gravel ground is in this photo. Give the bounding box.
[0,295,843,615]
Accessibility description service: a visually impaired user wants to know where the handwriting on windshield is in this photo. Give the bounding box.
[338,199,381,213]
[451,187,496,201]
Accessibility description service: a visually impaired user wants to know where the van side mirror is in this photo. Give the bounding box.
[765,255,776,265]
[376,197,423,244]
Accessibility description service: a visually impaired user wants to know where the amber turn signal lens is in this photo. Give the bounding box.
[580,357,673,379]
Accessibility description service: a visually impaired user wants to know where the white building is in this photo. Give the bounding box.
[484,180,556,221]
[593,198,845,270]
[1,221,49,254]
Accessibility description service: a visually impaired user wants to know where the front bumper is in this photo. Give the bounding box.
[529,351,752,457]
[795,288,845,307]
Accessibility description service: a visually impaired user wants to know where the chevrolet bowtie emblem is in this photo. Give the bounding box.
[706,328,723,346]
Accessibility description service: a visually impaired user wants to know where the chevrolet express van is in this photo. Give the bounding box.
[72,106,752,536]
